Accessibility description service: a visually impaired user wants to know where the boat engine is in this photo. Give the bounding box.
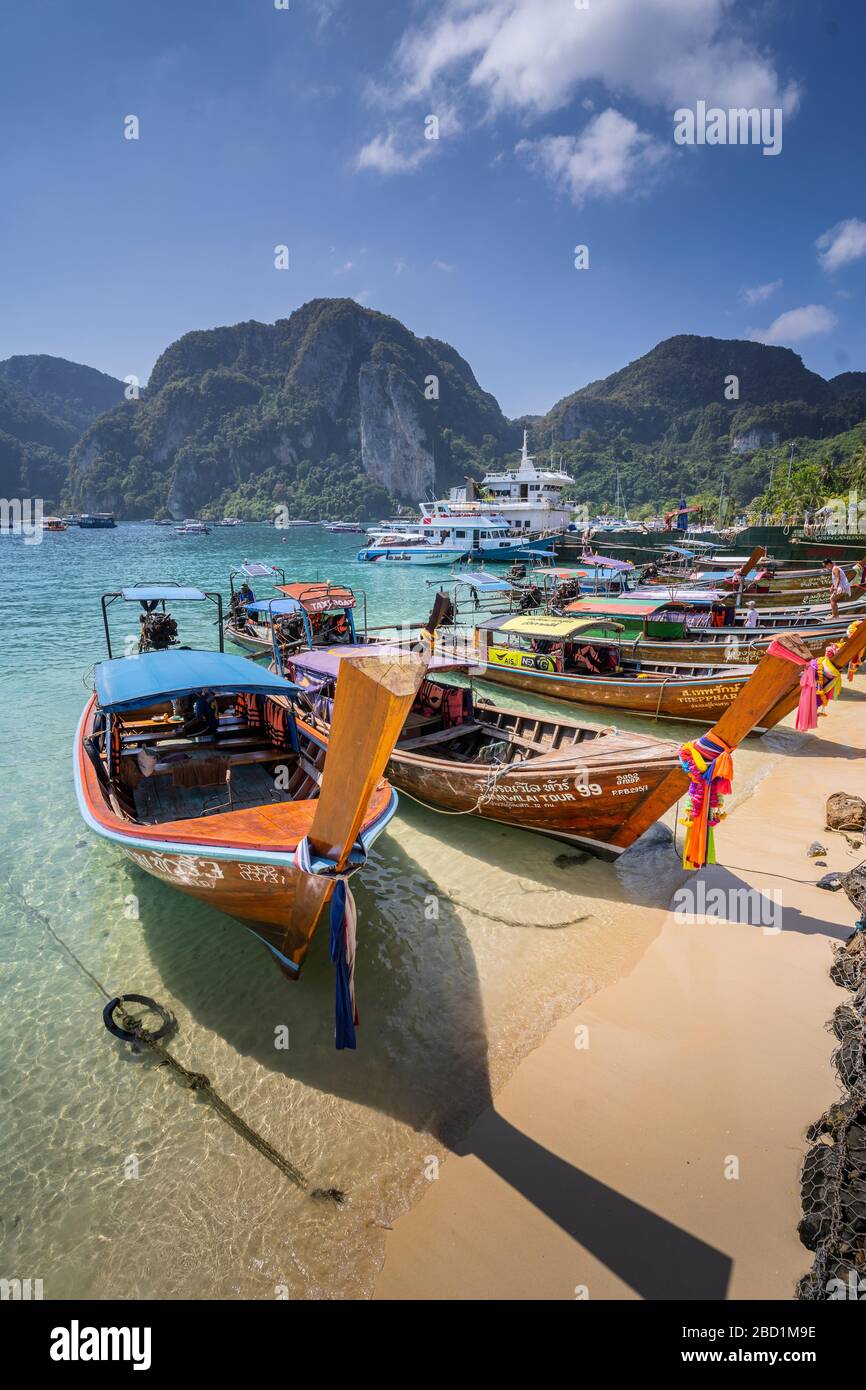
[138,610,179,652]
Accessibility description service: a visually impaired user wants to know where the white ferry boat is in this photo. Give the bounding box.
[419,432,574,535]
[358,516,555,564]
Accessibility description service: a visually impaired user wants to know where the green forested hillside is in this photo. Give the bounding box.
[67,299,516,520]
[0,357,124,507]
[525,334,866,518]
[3,311,864,521]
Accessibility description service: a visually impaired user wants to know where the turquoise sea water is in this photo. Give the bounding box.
[0,523,790,1299]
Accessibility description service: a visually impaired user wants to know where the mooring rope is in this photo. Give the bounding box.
[7,878,344,1205]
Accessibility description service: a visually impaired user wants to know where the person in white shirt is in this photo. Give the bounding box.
[823,557,851,619]
[743,600,758,629]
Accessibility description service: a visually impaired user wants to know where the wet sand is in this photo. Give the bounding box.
[373,683,865,1301]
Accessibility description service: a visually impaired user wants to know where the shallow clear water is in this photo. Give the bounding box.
[0,523,784,1299]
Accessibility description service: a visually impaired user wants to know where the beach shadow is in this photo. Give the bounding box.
[130,834,495,1146]
[769,731,864,758]
[127,834,728,1299]
[465,1111,732,1300]
[681,864,853,941]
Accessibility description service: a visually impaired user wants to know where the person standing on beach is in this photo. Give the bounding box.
[823,557,851,619]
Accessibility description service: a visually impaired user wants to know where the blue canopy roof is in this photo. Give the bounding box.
[120,586,208,602]
[94,650,301,712]
[450,571,515,592]
[245,598,303,616]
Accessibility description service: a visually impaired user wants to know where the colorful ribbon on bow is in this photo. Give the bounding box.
[795,647,842,731]
[296,835,360,1050]
[677,732,735,870]
[846,621,864,682]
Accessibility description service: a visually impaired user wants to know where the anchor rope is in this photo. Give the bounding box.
[7,878,344,1205]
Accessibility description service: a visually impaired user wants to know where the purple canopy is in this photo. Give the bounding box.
[288,642,465,682]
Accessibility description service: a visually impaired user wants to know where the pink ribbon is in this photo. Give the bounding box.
[795,661,818,731]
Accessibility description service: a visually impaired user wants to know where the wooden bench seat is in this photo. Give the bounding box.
[398,722,481,752]
[150,747,284,775]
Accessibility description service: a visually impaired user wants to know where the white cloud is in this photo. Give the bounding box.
[355,130,433,175]
[432,259,455,272]
[748,304,837,346]
[741,279,783,306]
[356,0,798,195]
[816,218,866,273]
[392,0,799,119]
[517,109,667,206]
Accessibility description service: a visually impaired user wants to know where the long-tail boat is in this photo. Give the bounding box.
[226,577,367,659]
[277,633,819,859]
[75,644,427,1012]
[642,541,865,602]
[438,609,866,727]
[558,595,855,666]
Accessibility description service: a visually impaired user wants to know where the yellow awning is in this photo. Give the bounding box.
[497,614,602,639]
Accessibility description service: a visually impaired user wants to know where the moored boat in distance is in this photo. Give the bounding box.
[41,516,68,532]
[364,515,557,564]
[227,575,368,659]
[174,519,211,535]
[357,530,470,565]
[79,513,116,529]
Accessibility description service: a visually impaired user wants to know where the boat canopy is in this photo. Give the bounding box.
[480,613,603,639]
[94,650,302,712]
[120,585,207,602]
[276,582,356,612]
[244,598,304,617]
[449,571,516,591]
[231,561,280,579]
[289,643,464,681]
[569,555,634,571]
[626,586,731,605]
[564,596,673,617]
[531,567,584,580]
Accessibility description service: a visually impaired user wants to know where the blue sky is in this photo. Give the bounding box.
[1,0,864,417]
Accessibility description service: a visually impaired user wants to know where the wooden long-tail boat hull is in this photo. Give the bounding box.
[75,696,397,977]
[75,648,429,993]
[603,624,850,667]
[386,712,680,857]
[731,594,866,619]
[731,582,864,607]
[225,620,273,657]
[603,631,815,851]
[460,633,860,729]
[463,656,753,724]
[290,633,816,857]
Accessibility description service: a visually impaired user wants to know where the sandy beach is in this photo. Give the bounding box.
[373,682,865,1301]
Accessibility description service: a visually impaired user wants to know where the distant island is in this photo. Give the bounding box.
[1,298,864,522]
